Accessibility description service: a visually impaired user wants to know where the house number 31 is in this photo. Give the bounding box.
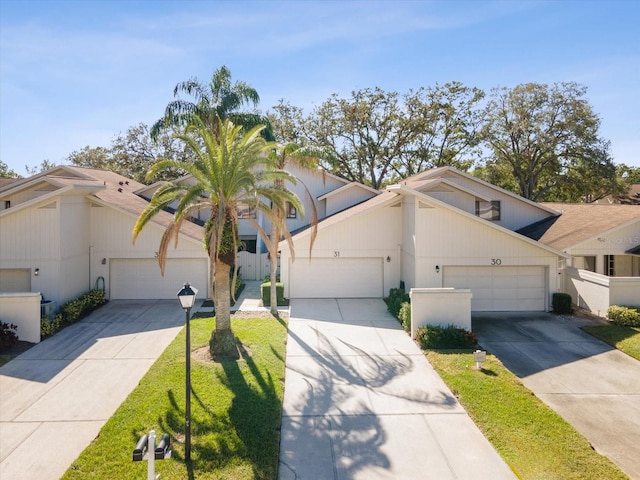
[334,251,340,257]
[491,258,502,265]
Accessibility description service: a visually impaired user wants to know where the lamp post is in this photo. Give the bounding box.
[177,282,198,462]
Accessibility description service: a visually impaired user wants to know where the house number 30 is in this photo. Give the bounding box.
[491,258,502,265]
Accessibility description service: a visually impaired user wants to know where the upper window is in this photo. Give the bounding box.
[286,201,297,219]
[475,200,500,221]
[238,203,256,219]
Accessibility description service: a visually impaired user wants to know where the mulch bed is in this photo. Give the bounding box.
[0,340,36,362]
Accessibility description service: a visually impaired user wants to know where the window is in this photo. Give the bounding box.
[583,256,596,272]
[286,201,297,219]
[475,200,500,221]
[605,255,615,276]
[4,200,10,209]
[238,203,256,219]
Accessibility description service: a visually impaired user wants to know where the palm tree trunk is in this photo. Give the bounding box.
[214,259,231,331]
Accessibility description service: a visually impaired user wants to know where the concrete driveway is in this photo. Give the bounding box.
[473,312,640,480]
[279,298,516,480]
[0,299,188,480]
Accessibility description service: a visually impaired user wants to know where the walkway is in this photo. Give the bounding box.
[278,298,516,480]
[0,300,188,480]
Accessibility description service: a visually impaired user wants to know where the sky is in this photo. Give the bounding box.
[1,0,638,177]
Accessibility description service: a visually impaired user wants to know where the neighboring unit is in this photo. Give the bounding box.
[280,167,569,312]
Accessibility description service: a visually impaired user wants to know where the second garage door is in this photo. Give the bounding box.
[289,257,383,298]
[443,266,546,311]
[110,258,207,299]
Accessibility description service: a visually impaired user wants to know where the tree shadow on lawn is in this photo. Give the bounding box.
[158,339,283,480]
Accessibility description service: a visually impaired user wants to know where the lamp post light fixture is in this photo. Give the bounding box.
[177,282,198,462]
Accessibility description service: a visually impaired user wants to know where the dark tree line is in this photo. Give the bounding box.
[17,71,638,203]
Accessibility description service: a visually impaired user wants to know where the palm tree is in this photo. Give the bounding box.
[150,65,273,142]
[134,116,299,357]
[264,143,321,315]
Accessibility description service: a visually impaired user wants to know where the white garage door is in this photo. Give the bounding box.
[289,258,383,298]
[110,258,207,299]
[443,266,546,311]
[0,269,31,292]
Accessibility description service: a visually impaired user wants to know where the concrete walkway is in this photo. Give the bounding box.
[0,300,189,480]
[278,298,516,480]
[474,313,640,480]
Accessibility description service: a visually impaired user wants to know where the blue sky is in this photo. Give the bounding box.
[1,0,638,177]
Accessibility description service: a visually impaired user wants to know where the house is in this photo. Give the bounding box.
[518,202,640,314]
[0,164,378,306]
[279,167,569,312]
[0,166,208,306]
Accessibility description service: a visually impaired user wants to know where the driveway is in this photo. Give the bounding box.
[0,300,188,480]
[279,298,516,480]
[473,312,640,480]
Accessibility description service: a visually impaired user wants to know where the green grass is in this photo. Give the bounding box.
[61,315,287,480]
[0,354,11,367]
[426,350,629,480]
[582,325,640,361]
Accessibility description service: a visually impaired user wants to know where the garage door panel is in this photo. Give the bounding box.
[290,258,382,298]
[111,259,207,299]
[443,266,546,311]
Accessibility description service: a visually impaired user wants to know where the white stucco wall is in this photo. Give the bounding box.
[0,293,41,343]
[410,288,472,337]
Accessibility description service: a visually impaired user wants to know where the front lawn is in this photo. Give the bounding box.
[61,314,287,480]
[582,325,640,361]
[426,350,629,480]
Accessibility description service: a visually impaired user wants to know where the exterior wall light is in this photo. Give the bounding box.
[435,265,440,273]
[386,256,391,263]
[34,268,40,276]
[101,258,107,265]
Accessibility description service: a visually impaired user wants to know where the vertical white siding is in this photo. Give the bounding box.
[438,171,553,230]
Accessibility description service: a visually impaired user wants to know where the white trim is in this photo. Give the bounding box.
[407,166,560,216]
[417,178,493,202]
[317,182,379,200]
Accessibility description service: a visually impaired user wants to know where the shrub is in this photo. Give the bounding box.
[385,288,410,318]
[0,322,19,347]
[398,302,411,332]
[41,289,107,338]
[552,293,573,314]
[261,282,286,306]
[41,314,63,339]
[60,289,107,325]
[415,324,477,350]
[607,305,640,327]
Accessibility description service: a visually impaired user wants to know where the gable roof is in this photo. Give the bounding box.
[403,166,560,215]
[0,166,204,242]
[285,182,567,258]
[518,203,640,250]
[317,181,379,201]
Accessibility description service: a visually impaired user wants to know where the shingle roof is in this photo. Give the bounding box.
[54,166,205,241]
[518,202,640,250]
